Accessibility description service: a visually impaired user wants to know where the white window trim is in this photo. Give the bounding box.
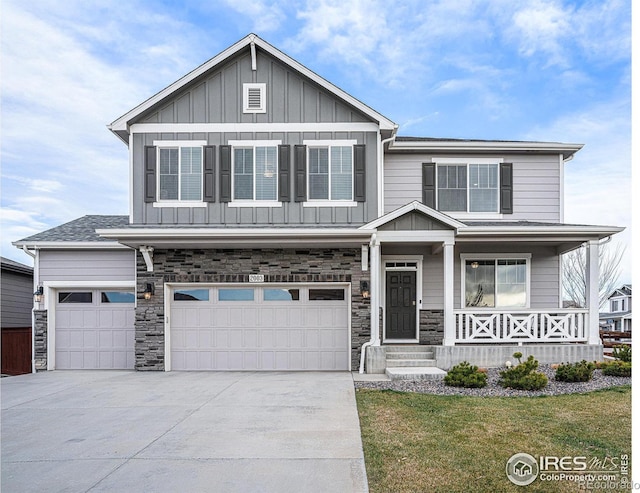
[243,83,266,114]
[229,140,281,204]
[153,140,207,203]
[432,157,503,215]
[460,253,532,309]
[304,139,357,203]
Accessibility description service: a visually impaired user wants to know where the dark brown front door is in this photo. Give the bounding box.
[385,271,417,340]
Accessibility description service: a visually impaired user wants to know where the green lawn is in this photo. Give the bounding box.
[356,386,631,493]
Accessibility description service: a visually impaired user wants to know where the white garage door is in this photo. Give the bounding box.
[55,290,135,369]
[170,285,350,371]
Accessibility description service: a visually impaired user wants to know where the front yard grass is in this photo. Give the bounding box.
[356,386,631,493]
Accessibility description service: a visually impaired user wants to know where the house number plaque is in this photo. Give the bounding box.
[249,274,265,283]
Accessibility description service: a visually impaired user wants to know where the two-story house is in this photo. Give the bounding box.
[14,34,623,375]
[600,285,632,333]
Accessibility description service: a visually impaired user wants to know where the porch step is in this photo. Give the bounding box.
[386,359,437,368]
[386,351,434,360]
[384,345,436,353]
[386,367,447,381]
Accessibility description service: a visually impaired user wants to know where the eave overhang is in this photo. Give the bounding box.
[108,34,396,144]
[12,240,131,250]
[388,139,584,159]
[96,228,374,249]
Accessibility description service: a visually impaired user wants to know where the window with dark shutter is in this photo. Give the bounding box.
[203,145,216,202]
[294,144,307,202]
[219,145,232,202]
[422,163,436,208]
[278,145,291,202]
[144,146,156,203]
[354,144,366,202]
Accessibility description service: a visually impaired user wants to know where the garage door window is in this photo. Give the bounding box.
[101,292,135,303]
[264,288,300,301]
[174,289,209,301]
[219,288,254,301]
[308,288,345,301]
[58,292,93,303]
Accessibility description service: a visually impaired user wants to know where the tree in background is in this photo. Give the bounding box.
[562,241,625,309]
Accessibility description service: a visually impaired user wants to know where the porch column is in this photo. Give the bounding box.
[586,240,601,345]
[442,240,455,346]
[370,237,381,345]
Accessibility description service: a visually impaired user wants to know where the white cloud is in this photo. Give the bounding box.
[221,0,287,32]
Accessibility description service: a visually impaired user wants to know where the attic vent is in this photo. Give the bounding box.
[243,83,266,114]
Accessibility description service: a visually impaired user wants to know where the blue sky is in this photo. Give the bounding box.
[1,0,632,283]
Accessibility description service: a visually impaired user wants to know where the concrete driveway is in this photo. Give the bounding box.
[1,371,368,493]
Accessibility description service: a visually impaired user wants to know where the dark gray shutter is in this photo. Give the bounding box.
[294,145,306,202]
[219,145,232,203]
[354,144,366,202]
[203,145,216,202]
[500,162,513,214]
[144,146,156,203]
[422,163,436,208]
[278,145,291,202]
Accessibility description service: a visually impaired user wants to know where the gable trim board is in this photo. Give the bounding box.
[109,34,397,143]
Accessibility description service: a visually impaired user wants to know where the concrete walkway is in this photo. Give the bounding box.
[1,371,368,492]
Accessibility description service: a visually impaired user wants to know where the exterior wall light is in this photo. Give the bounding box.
[143,283,154,300]
[360,280,370,299]
[34,286,44,303]
[470,261,480,269]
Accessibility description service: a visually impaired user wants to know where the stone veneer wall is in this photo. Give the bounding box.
[135,248,370,371]
[419,309,444,345]
[33,309,47,371]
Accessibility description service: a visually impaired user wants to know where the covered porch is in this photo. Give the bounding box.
[359,202,623,373]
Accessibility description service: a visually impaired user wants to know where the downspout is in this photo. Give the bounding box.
[22,246,37,373]
[359,233,379,373]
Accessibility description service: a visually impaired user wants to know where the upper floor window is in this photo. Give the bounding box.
[437,163,499,213]
[229,140,280,204]
[305,140,356,202]
[158,146,203,201]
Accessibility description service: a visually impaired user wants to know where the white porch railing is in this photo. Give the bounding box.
[454,309,589,343]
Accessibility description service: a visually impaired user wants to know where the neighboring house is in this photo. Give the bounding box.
[13,34,624,375]
[600,285,632,333]
[1,257,34,375]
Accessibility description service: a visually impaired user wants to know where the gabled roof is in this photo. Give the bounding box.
[13,216,129,248]
[108,33,397,142]
[360,201,466,231]
[608,285,632,299]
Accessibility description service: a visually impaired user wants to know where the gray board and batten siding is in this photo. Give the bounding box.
[129,48,379,226]
[384,153,562,222]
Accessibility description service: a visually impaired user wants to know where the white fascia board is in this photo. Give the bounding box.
[97,228,373,240]
[360,201,465,230]
[376,231,455,243]
[389,140,584,157]
[131,122,379,133]
[459,225,625,237]
[109,34,396,135]
[12,241,132,250]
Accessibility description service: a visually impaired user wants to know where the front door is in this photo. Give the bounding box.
[385,271,417,340]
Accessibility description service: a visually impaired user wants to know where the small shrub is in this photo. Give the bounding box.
[499,354,548,390]
[612,345,632,363]
[444,361,488,388]
[555,360,596,382]
[601,360,632,377]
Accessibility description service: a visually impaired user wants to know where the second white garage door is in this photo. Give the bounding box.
[169,284,350,371]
